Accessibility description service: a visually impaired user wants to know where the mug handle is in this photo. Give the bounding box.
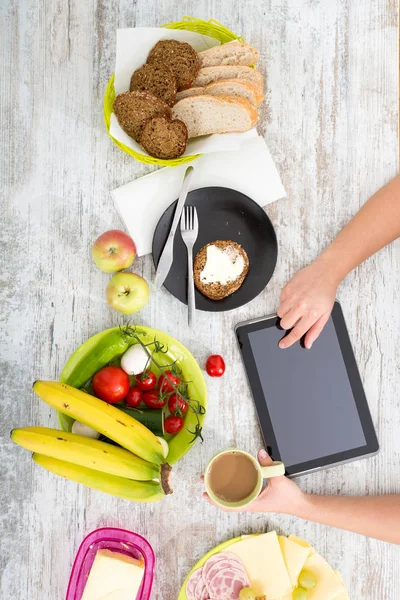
[260,461,285,478]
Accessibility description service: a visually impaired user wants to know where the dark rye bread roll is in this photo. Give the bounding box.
[113,90,171,142]
[129,62,177,107]
[140,116,188,160]
[147,39,199,91]
[194,240,249,300]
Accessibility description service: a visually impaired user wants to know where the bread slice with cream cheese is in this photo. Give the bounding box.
[194,240,249,300]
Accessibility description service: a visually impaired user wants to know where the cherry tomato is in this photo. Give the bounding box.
[142,389,167,409]
[164,415,184,434]
[136,371,157,391]
[92,366,130,404]
[168,393,188,415]
[125,386,143,408]
[206,354,225,377]
[159,370,180,393]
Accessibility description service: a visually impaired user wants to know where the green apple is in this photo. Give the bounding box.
[92,230,136,273]
[106,272,150,314]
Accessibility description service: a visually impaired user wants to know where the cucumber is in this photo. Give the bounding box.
[61,328,135,389]
[118,406,165,437]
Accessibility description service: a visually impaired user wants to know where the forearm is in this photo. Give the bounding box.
[291,493,400,544]
[315,176,400,284]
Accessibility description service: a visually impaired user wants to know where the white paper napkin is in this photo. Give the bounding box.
[110,27,257,157]
[111,136,286,256]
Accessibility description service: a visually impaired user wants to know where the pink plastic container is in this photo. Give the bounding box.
[66,527,155,600]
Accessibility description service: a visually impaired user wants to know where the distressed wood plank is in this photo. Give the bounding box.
[0,1,399,599]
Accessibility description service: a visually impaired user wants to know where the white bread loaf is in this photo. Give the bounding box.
[175,78,264,107]
[192,65,263,89]
[172,95,258,138]
[198,41,258,68]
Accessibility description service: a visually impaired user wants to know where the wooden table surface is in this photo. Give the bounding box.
[1,1,399,599]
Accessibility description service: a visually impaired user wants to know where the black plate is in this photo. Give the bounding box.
[152,187,278,312]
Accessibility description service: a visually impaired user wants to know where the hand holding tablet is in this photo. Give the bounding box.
[277,259,339,349]
[235,302,379,477]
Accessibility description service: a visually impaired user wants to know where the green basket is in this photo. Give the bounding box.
[103,16,244,167]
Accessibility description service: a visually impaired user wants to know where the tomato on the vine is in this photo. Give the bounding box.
[205,355,225,377]
[168,393,188,415]
[125,386,143,408]
[159,370,181,393]
[92,366,130,404]
[164,415,184,434]
[142,389,167,409]
[136,370,157,391]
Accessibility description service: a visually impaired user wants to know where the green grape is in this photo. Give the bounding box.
[298,569,317,589]
[292,586,308,600]
[239,587,257,600]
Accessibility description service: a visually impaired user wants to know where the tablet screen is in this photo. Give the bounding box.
[248,318,366,466]
[236,303,378,474]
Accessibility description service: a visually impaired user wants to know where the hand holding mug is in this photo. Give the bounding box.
[202,449,305,514]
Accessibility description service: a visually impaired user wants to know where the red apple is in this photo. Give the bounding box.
[92,230,136,273]
[106,272,150,314]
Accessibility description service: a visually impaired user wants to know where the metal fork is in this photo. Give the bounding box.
[180,205,199,327]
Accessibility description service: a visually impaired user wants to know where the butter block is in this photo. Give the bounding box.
[81,549,144,600]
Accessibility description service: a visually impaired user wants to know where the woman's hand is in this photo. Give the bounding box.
[202,450,305,514]
[277,259,339,349]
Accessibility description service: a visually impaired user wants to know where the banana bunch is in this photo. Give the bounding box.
[12,381,172,502]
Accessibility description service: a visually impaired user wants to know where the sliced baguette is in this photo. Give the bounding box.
[198,41,258,68]
[175,78,264,107]
[192,65,263,88]
[172,95,258,138]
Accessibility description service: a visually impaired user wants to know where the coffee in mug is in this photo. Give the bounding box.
[207,451,259,502]
[204,448,285,509]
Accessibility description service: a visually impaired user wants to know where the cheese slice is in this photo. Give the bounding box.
[278,542,349,600]
[334,572,351,599]
[278,536,310,587]
[334,591,351,600]
[303,553,346,600]
[229,531,292,599]
[288,535,316,556]
[81,549,144,600]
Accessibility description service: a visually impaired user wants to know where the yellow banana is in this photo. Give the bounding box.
[11,427,159,481]
[33,381,165,466]
[33,453,168,502]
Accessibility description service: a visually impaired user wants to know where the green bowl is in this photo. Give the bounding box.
[59,326,207,465]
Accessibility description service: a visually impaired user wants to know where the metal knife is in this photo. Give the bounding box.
[155,165,194,289]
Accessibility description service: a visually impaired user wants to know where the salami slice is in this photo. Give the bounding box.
[223,552,248,567]
[202,552,244,580]
[207,567,250,600]
[194,575,209,600]
[205,561,247,586]
[186,568,204,600]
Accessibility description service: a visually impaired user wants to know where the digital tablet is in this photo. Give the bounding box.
[235,302,379,476]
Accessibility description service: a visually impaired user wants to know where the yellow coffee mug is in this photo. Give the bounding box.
[204,448,285,509]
